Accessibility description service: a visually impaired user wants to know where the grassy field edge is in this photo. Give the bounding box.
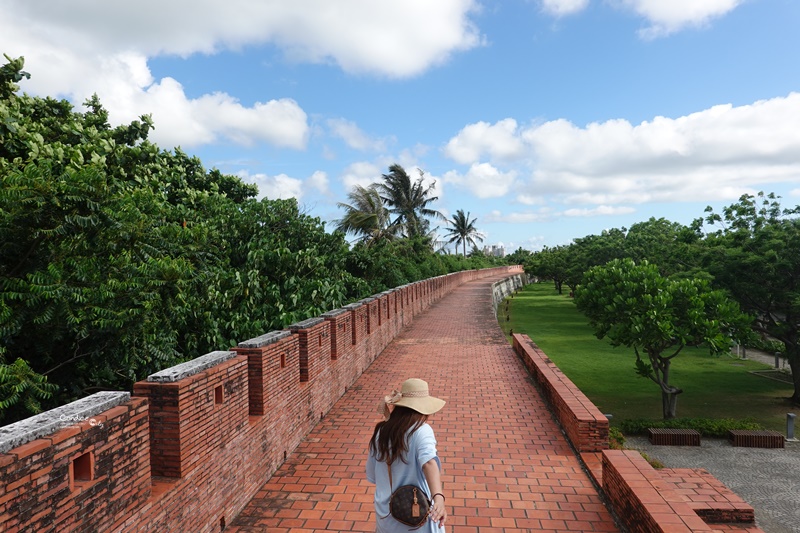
[499,282,794,433]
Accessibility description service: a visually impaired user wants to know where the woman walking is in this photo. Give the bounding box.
[367,378,448,531]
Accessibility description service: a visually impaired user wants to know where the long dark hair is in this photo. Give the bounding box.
[369,406,428,466]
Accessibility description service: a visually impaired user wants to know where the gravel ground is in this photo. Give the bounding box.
[625,435,800,533]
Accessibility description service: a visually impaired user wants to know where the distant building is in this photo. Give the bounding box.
[483,244,505,258]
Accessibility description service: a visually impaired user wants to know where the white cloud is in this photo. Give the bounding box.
[0,0,482,150]
[2,1,482,77]
[327,119,388,152]
[443,163,517,199]
[341,161,382,190]
[484,209,554,224]
[563,205,636,217]
[540,0,590,17]
[0,42,309,150]
[240,172,304,200]
[142,79,308,149]
[444,118,525,165]
[446,93,800,207]
[308,171,330,195]
[521,235,548,251]
[536,0,741,35]
[619,0,744,38]
[517,194,546,206]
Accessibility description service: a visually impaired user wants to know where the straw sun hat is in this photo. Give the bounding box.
[382,378,446,418]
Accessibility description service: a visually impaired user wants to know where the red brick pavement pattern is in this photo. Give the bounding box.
[661,469,755,524]
[228,276,620,533]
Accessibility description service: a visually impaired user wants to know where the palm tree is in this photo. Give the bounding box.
[376,164,445,238]
[443,209,485,256]
[334,184,397,245]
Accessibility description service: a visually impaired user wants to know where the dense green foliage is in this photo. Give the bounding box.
[620,417,763,438]
[0,56,498,424]
[699,192,800,402]
[0,56,370,422]
[345,236,501,292]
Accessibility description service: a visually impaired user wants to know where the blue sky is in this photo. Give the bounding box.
[3,0,800,252]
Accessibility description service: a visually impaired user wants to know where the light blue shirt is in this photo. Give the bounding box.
[366,423,444,532]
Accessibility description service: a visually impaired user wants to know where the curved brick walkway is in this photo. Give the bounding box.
[229,275,620,532]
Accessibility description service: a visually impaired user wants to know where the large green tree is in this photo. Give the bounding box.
[700,192,800,404]
[574,258,751,419]
[625,217,703,278]
[0,55,360,423]
[504,247,532,266]
[525,245,570,294]
[443,209,484,256]
[563,228,627,293]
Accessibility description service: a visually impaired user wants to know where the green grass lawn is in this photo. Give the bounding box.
[499,282,795,432]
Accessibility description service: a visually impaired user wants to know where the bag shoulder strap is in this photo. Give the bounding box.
[376,460,393,520]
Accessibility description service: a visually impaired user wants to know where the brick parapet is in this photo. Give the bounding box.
[507,322,760,533]
[232,330,296,416]
[0,395,150,533]
[322,308,354,385]
[602,450,712,532]
[512,333,608,452]
[133,353,249,478]
[400,285,413,326]
[364,298,382,363]
[387,290,403,339]
[288,319,335,417]
[345,300,371,374]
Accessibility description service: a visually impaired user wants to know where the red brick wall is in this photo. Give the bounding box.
[1,266,523,532]
[387,290,402,339]
[512,333,609,452]
[507,323,755,533]
[365,298,382,362]
[602,450,711,532]
[0,396,150,533]
[401,285,414,327]
[232,330,297,416]
[289,318,336,417]
[323,309,360,395]
[347,301,370,375]
[133,354,249,478]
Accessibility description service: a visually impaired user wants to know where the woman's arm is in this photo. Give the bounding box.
[421,458,447,528]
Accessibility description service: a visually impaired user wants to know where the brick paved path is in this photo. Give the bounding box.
[229,275,620,532]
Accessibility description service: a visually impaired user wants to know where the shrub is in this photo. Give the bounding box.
[620,417,763,438]
[746,338,786,355]
[608,426,626,450]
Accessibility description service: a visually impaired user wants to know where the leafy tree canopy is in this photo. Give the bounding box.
[574,258,751,419]
[699,192,800,404]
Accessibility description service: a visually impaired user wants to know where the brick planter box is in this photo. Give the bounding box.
[729,430,784,448]
[648,428,701,446]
